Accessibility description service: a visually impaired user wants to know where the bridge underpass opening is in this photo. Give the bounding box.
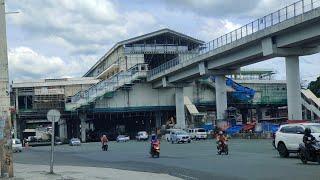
[90,110,176,140]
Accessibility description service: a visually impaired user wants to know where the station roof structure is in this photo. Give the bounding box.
[83,28,204,77]
[12,77,99,88]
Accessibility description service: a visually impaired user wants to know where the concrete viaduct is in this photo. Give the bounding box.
[147,0,320,128]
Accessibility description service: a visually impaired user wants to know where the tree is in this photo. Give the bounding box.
[308,76,320,97]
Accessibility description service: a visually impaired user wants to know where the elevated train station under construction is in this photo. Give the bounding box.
[11,29,320,142]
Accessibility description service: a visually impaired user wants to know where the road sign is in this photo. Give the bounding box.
[47,109,60,122]
[46,109,60,174]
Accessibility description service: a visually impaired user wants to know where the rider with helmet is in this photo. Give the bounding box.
[150,133,160,153]
[216,131,228,150]
[303,127,316,152]
[216,131,228,143]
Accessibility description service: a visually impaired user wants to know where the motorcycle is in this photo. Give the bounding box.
[217,140,229,155]
[298,141,320,164]
[102,142,108,151]
[150,141,160,158]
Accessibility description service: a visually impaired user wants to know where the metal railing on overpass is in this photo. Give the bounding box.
[67,64,148,111]
[147,0,320,79]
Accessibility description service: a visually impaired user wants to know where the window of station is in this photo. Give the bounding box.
[18,96,33,110]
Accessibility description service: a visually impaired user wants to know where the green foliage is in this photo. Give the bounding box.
[308,76,320,97]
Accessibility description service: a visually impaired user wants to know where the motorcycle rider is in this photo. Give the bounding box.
[216,131,228,150]
[150,134,159,153]
[100,134,108,150]
[303,127,316,153]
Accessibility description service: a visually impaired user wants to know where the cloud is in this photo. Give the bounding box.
[7,0,159,56]
[164,0,298,18]
[198,19,241,40]
[8,47,95,80]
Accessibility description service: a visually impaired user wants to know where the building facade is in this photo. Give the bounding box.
[12,77,99,141]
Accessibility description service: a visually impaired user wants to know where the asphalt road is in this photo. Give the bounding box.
[14,139,320,180]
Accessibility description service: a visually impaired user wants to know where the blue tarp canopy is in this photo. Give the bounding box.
[261,123,279,133]
[202,123,214,131]
[226,78,255,101]
[210,76,255,101]
[225,125,243,135]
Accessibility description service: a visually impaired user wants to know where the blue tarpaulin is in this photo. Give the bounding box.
[202,123,214,131]
[225,125,243,135]
[210,76,255,101]
[226,77,255,101]
[261,123,279,133]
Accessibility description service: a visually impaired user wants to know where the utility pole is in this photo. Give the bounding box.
[0,0,13,177]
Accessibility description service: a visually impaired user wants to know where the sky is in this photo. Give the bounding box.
[5,0,320,84]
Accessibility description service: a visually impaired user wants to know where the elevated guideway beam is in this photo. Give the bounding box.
[148,0,320,122]
[148,0,320,87]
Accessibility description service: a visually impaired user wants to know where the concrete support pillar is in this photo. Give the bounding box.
[175,87,186,129]
[79,114,88,143]
[285,56,302,120]
[215,75,227,120]
[155,111,161,128]
[58,119,67,142]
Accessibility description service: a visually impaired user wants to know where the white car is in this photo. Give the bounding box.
[275,123,320,157]
[165,129,181,142]
[187,128,207,140]
[69,138,81,146]
[170,130,191,144]
[117,135,130,142]
[135,131,148,141]
[12,139,23,153]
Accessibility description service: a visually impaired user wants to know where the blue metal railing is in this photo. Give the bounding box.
[147,0,320,79]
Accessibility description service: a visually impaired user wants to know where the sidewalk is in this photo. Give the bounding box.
[6,163,182,180]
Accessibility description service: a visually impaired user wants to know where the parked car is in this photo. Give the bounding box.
[12,139,23,153]
[275,123,320,157]
[55,137,63,145]
[170,130,191,144]
[135,131,148,141]
[69,138,81,146]
[187,128,207,140]
[117,135,130,142]
[165,129,181,142]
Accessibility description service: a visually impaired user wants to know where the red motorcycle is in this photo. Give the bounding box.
[150,140,160,158]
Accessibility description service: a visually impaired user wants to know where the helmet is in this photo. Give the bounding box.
[218,131,223,135]
[151,134,157,140]
[304,128,311,135]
